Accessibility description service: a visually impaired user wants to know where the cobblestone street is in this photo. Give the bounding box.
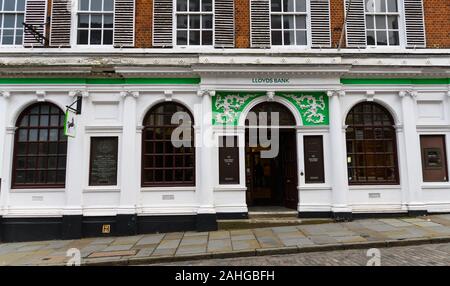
[159,242,450,266]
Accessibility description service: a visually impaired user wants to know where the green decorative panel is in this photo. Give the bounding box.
[277,92,329,126]
[212,91,329,126]
[212,91,265,125]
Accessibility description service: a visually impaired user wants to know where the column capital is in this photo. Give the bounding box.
[0,91,11,99]
[398,90,418,98]
[327,90,345,97]
[120,91,139,98]
[197,89,215,97]
[69,90,89,98]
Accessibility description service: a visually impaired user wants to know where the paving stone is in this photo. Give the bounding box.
[110,235,143,246]
[88,250,136,258]
[103,244,134,252]
[135,247,155,257]
[364,223,398,232]
[281,237,315,247]
[175,245,207,256]
[209,231,230,240]
[207,239,232,252]
[90,237,116,245]
[411,221,442,227]
[230,229,253,235]
[136,234,165,246]
[379,219,413,227]
[256,236,283,248]
[184,232,209,237]
[17,245,45,252]
[308,236,338,245]
[336,236,367,243]
[231,239,260,251]
[179,236,208,246]
[80,244,109,257]
[231,234,256,241]
[151,248,177,257]
[275,231,305,239]
[164,232,184,240]
[156,239,181,249]
[272,226,300,233]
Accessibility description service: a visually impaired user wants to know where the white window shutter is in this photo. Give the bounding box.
[250,0,271,48]
[310,0,331,48]
[344,0,366,48]
[49,0,71,47]
[23,0,48,47]
[153,0,173,47]
[114,0,135,47]
[214,0,235,48]
[403,0,426,48]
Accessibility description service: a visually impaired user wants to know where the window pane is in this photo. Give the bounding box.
[388,30,399,45]
[104,0,114,11]
[374,0,386,12]
[189,0,200,11]
[283,15,294,29]
[376,30,387,45]
[80,0,89,10]
[271,30,282,45]
[295,0,306,12]
[78,14,89,28]
[39,129,48,141]
[90,29,102,44]
[271,0,282,12]
[283,0,294,12]
[104,14,113,28]
[77,30,89,44]
[17,0,25,11]
[177,30,187,45]
[202,0,212,11]
[16,14,23,27]
[103,29,112,44]
[4,15,15,28]
[2,30,13,44]
[177,15,188,28]
[4,0,15,11]
[367,30,375,45]
[387,16,398,29]
[375,15,386,29]
[366,15,374,29]
[387,0,398,12]
[295,15,306,29]
[189,30,200,45]
[202,15,212,29]
[91,0,102,11]
[283,30,294,45]
[202,30,212,45]
[271,15,281,29]
[177,0,187,11]
[189,15,200,29]
[296,30,307,45]
[91,14,102,28]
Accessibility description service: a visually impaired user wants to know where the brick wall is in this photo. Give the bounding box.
[330,0,345,48]
[135,0,153,48]
[423,0,450,48]
[235,0,250,48]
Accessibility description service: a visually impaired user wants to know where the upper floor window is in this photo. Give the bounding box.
[270,0,307,46]
[0,0,25,45]
[77,0,114,45]
[365,0,400,46]
[176,0,213,46]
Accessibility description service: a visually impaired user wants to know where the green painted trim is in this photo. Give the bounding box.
[341,78,450,85]
[0,77,201,85]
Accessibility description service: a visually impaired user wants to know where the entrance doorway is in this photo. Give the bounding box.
[244,102,298,210]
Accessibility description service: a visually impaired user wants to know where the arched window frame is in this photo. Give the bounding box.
[345,101,399,185]
[11,102,67,189]
[141,102,196,187]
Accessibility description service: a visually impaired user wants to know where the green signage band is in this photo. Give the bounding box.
[0,77,201,85]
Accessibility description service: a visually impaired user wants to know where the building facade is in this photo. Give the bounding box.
[0,0,449,242]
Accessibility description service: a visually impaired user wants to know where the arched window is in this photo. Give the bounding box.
[142,102,195,186]
[12,103,67,188]
[245,102,296,127]
[346,102,399,185]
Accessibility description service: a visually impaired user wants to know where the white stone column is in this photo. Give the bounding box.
[0,126,15,216]
[399,90,425,214]
[196,89,217,231]
[118,91,140,215]
[327,90,351,219]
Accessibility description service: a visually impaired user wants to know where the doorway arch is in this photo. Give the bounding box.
[244,101,299,210]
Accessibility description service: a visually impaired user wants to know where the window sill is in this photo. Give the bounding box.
[214,185,247,192]
[10,188,65,193]
[349,185,401,191]
[421,183,450,190]
[141,186,196,192]
[83,187,120,193]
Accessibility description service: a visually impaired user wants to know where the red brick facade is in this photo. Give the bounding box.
[329,0,345,48]
[135,0,153,48]
[235,0,250,48]
[423,0,450,48]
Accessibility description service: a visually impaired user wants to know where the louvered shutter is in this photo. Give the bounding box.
[403,0,426,48]
[250,0,270,48]
[23,0,47,47]
[153,0,173,47]
[114,0,135,47]
[49,0,71,47]
[214,0,235,48]
[310,0,331,47]
[344,0,366,48]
